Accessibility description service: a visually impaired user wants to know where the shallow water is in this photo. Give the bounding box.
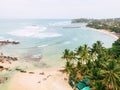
[0,19,117,68]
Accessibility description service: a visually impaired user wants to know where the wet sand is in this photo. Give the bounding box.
[86,27,119,39]
[0,57,73,90]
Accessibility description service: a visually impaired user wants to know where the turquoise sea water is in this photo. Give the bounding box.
[0,19,117,68]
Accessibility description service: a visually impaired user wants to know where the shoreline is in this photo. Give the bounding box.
[86,27,119,39]
[0,56,73,90]
[8,68,73,90]
[1,26,119,90]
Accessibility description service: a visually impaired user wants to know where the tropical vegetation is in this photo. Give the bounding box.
[62,38,120,90]
[72,18,120,34]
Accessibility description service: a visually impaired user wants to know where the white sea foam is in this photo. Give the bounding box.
[25,25,46,31]
[48,21,70,26]
[37,44,48,48]
[9,25,62,39]
[34,32,62,39]
[32,54,42,59]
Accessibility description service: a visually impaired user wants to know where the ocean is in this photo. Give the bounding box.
[0,19,117,68]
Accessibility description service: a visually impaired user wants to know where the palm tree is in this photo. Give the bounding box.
[76,44,90,64]
[111,38,120,58]
[62,49,75,74]
[69,51,76,64]
[89,67,103,80]
[65,61,74,74]
[75,46,83,55]
[94,81,106,90]
[62,49,70,62]
[91,41,105,55]
[89,51,97,61]
[61,40,120,90]
[103,60,120,90]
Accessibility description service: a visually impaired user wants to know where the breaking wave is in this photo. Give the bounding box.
[37,44,48,48]
[48,21,70,26]
[9,25,62,39]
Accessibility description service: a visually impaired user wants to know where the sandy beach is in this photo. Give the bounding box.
[86,27,119,39]
[0,58,73,90]
[0,25,119,90]
[8,68,73,90]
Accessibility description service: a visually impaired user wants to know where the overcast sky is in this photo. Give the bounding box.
[0,0,120,19]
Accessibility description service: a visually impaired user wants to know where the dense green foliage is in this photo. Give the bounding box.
[62,39,120,90]
[72,18,120,34]
[111,38,120,59]
[72,18,93,23]
[87,18,120,34]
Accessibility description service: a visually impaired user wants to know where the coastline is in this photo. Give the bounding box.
[86,27,119,39]
[0,57,73,90]
[8,68,73,90]
[0,39,72,90]
[1,25,119,90]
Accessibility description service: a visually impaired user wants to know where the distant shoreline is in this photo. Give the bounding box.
[86,27,119,39]
[63,25,119,39]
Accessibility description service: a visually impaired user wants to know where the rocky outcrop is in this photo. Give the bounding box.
[0,40,20,45]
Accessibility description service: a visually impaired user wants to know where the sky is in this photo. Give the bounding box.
[0,0,120,19]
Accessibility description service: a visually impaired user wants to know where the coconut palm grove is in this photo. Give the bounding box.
[62,38,120,90]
